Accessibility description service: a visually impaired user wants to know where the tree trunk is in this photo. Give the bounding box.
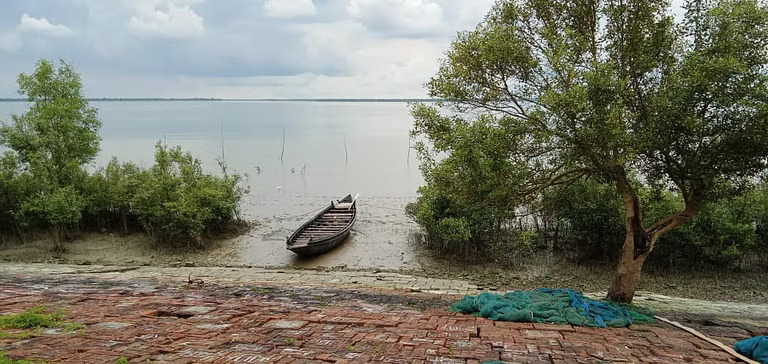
[122,211,129,235]
[607,233,651,302]
[607,170,701,303]
[51,224,63,252]
[607,172,650,303]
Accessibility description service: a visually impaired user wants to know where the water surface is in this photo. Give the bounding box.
[0,101,424,269]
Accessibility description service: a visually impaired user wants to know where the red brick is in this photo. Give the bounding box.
[522,329,564,339]
[0,275,726,363]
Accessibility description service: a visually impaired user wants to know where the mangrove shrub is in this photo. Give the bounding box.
[0,59,247,249]
[411,0,768,302]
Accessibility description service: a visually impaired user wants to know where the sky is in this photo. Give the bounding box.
[0,0,497,98]
[0,0,687,99]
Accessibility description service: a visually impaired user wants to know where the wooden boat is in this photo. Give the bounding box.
[286,194,357,256]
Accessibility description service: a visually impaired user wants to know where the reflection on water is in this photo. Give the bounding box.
[0,101,424,268]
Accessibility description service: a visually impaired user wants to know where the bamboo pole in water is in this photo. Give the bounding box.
[220,119,225,161]
[407,134,411,166]
[344,133,349,165]
[280,128,286,161]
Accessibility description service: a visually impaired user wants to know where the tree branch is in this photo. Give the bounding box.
[519,167,592,196]
[645,201,700,240]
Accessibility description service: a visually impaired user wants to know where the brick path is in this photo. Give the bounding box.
[2,264,767,319]
[0,266,756,363]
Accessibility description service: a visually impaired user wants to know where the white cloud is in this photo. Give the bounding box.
[346,0,445,36]
[276,21,445,98]
[128,0,204,39]
[0,0,497,98]
[264,0,316,18]
[17,14,73,38]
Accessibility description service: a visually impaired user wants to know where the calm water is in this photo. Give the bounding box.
[0,101,424,268]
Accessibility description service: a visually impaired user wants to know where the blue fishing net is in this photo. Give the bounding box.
[450,288,654,328]
[734,336,768,364]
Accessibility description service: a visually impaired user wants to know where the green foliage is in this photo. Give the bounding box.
[543,178,768,270]
[17,186,85,248]
[542,178,626,261]
[19,187,85,227]
[407,109,526,255]
[661,186,768,269]
[0,59,100,187]
[131,143,246,247]
[0,59,99,246]
[406,185,497,256]
[410,0,768,282]
[115,358,129,364]
[0,306,78,331]
[0,153,22,235]
[0,351,36,364]
[0,59,247,249]
[284,337,297,345]
[0,331,31,340]
[83,158,142,233]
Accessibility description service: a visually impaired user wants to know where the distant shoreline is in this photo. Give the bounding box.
[0,98,438,103]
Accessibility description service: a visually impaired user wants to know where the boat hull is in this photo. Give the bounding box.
[286,195,356,256]
[288,230,352,256]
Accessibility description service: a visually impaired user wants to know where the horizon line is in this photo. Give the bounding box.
[0,97,439,102]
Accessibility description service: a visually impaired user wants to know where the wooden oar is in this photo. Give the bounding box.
[349,193,359,210]
[655,316,758,364]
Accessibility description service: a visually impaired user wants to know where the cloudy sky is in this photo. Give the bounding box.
[0,0,496,98]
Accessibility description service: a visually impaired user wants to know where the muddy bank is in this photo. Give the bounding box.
[416,255,768,306]
[0,202,421,270]
[1,231,766,306]
[0,232,240,267]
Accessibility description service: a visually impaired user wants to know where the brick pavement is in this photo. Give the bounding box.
[0,268,752,363]
[2,264,767,319]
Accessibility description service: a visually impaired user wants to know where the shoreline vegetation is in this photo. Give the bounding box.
[0,98,439,103]
[2,55,766,308]
[0,60,248,251]
[405,0,768,304]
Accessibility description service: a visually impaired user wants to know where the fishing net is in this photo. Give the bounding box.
[450,288,655,328]
[734,336,768,364]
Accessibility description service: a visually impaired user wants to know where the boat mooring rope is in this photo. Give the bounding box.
[357,202,405,212]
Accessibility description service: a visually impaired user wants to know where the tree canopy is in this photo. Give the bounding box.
[1,60,101,187]
[0,60,246,250]
[411,0,768,302]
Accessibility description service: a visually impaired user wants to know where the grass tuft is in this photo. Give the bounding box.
[0,306,81,332]
[283,337,297,345]
[0,332,30,341]
[0,351,36,364]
